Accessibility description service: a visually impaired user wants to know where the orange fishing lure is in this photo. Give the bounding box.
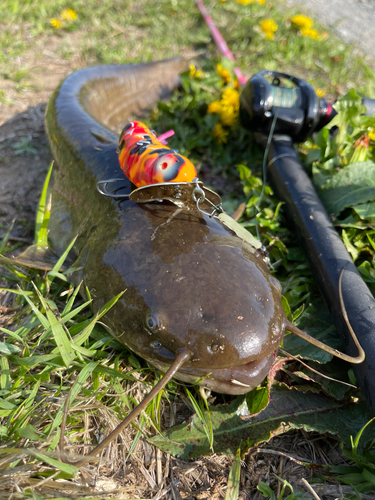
[118,121,197,187]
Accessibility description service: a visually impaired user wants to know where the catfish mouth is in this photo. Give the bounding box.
[150,351,276,396]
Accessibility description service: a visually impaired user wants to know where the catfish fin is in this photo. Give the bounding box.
[11,244,68,271]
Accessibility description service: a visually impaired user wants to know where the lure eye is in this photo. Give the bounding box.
[146,313,159,333]
[155,155,174,172]
[154,154,184,182]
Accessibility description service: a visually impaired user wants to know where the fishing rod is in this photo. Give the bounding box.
[196,0,375,416]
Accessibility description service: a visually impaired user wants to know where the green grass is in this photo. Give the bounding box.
[1,0,375,498]
[0,0,374,96]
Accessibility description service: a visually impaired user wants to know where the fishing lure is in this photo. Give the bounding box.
[118,121,197,187]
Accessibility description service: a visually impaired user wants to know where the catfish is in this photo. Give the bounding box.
[13,59,364,465]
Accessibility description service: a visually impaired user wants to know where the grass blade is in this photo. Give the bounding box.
[33,284,75,367]
[35,162,53,246]
[0,448,78,475]
[225,448,241,500]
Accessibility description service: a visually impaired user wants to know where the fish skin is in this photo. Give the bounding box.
[44,58,286,395]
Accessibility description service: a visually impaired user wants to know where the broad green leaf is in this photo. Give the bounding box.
[362,468,375,486]
[318,160,375,216]
[246,386,269,416]
[353,201,375,220]
[257,482,275,499]
[150,384,371,460]
[283,298,342,363]
[284,358,354,400]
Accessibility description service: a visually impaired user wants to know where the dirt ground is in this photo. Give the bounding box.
[0,32,84,239]
[1,34,372,500]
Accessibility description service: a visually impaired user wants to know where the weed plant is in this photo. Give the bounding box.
[1,0,375,498]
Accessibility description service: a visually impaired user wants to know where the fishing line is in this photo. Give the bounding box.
[278,346,357,389]
[255,109,279,241]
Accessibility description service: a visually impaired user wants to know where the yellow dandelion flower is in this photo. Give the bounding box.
[214,122,229,144]
[50,18,62,28]
[291,14,313,29]
[260,19,278,40]
[221,87,240,109]
[61,8,77,21]
[189,64,202,78]
[300,27,320,39]
[236,0,264,4]
[315,88,325,98]
[368,128,375,141]
[217,62,231,84]
[220,105,238,127]
[207,101,222,114]
[233,79,240,90]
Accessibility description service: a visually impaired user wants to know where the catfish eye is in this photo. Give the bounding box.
[146,313,159,333]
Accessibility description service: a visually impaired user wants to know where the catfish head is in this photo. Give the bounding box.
[82,201,286,395]
[55,198,364,467]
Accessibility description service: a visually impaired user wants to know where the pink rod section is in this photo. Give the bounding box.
[156,129,175,144]
[195,0,247,85]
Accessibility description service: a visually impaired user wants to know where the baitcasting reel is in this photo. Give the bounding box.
[239,70,335,143]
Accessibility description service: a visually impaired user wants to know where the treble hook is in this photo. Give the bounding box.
[96,179,130,199]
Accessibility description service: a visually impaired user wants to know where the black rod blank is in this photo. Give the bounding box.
[267,135,375,416]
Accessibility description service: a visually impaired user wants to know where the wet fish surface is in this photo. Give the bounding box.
[41,58,287,395]
[37,58,363,400]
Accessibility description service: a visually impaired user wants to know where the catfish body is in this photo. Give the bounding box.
[44,59,287,395]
